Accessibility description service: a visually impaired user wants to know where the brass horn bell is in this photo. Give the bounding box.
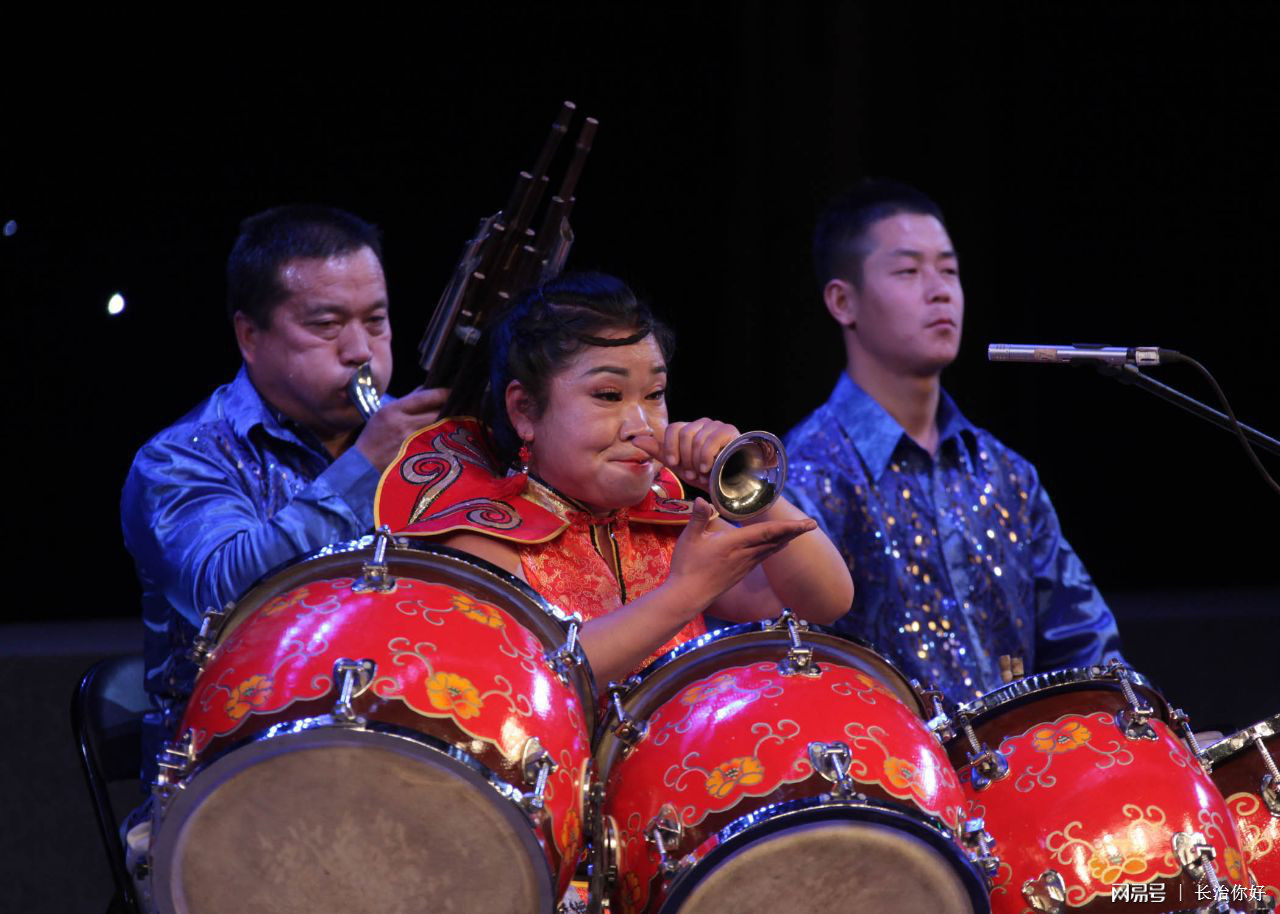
[708,431,789,521]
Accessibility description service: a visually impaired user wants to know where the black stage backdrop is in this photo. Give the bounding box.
[5,6,1275,610]
[4,6,1280,911]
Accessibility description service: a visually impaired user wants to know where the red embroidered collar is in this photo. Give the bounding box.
[374,417,692,543]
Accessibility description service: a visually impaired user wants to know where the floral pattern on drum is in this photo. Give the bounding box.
[179,572,591,882]
[1226,791,1280,902]
[602,656,966,914]
[965,709,1249,914]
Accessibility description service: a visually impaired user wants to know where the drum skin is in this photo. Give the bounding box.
[162,543,593,905]
[948,673,1250,913]
[1205,716,1280,906]
[596,624,975,914]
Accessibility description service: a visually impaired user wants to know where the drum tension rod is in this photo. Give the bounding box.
[332,658,376,723]
[646,804,686,879]
[1254,736,1280,815]
[956,710,1009,790]
[960,818,1001,879]
[1172,831,1233,914]
[607,677,648,747]
[1105,661,1158,742]
[544,618,584,685]
[352,526,399,593]
[1170,708,1215,774]
[519,737,557,814]
[152,728,196,806]
[807,741,859,798]
[772,610,822,677]
[187,603,231,672]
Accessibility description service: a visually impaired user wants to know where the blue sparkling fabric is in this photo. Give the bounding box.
[121,366,381,775]
[785,374,1123,703]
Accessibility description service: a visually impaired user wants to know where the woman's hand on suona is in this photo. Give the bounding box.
[665,497,816,610]
[634,418,739,493]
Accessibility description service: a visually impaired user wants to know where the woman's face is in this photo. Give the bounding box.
[511,332,669,513]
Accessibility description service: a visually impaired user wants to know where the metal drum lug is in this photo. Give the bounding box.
[960,817,1001,879]
[807,740,857,798]
[543,617,584,685]
[916,682,956,742]
[607,677,648,747]
[1252,735,1280,815]
[331,658,376,723]
[350,525,398,593]
[1106,661,1159,741]
[1174,831,1235,913]
[957,710,1008,790]
[772,610,822,677]
[1021,868,1066,913]
[187,603,230,671]
[646,803,686,879]
[519,737,557,814]
[151,728,196,806]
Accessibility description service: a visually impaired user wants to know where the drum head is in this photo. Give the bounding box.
[664,805,984,914]
[150,725,552,914]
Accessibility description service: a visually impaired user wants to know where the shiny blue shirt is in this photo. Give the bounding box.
[121,366,381,768]
[785,374,1123,703]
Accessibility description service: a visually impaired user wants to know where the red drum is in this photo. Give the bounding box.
[147,537,595,914]
[946,664,1255,913]
[1203,715,1280,907]
[593,616,992,914]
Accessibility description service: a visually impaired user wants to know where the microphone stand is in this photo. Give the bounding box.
[1094,362,1280,458]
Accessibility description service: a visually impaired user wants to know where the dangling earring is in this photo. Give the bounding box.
[518,441,533,475]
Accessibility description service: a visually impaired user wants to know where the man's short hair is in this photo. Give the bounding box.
[227,204,383,326]
[813,179,947,289]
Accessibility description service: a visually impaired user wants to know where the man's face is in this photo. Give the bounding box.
[845,213,963,377]
[236,246,392,442]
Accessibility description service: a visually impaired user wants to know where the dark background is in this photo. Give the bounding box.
[2,7,1278,910]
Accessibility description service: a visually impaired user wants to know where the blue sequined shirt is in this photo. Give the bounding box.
[785,374,1123,703]
[121,366,381,768]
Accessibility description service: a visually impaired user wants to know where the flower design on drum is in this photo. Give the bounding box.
[452,593,504,628]
[1222,845,1244,883]
[560,807,582,855]
[620,870,644,914]
[680,673,735,706]
[425,671,484,719]
[1031,720,1092,754]
[260,587,310,617]
[1087,845,1147,885]
[224,674,272,720]
[883,756,927,800]
[705,756,766,799]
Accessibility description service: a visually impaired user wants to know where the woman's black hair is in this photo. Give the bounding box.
[465,271,675,468]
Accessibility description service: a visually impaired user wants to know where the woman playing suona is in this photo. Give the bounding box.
[374,273,853,685]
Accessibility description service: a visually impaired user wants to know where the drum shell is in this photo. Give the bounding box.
[155,543,595,909]
[595,623,976,914]
[1203,716,1280,906]
[948,671,1250,913]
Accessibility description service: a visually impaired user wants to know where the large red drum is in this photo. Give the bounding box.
[146,538,595,914]
[1203,714,1280,907]
[593,616,992,914]
[946,664,1257,913]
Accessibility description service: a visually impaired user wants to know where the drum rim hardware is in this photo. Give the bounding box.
[1021,868,1066,914]
[331,657,376,723]
[1106,660,1160,741]
[807,740,858,798]
[955,663,1166,723]
[953,706,1010,791]
[350,526,399,593]
[1173,830,1234,914]
[1200,714,1280,815]
[767,610,823,678]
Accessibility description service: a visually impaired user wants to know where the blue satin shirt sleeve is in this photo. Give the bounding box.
[1025,467,1126,671]
[123,436,379,628]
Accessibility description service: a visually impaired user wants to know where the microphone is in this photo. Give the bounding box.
[987,344,1181,367]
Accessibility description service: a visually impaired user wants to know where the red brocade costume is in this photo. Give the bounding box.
[375,418,706,666]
